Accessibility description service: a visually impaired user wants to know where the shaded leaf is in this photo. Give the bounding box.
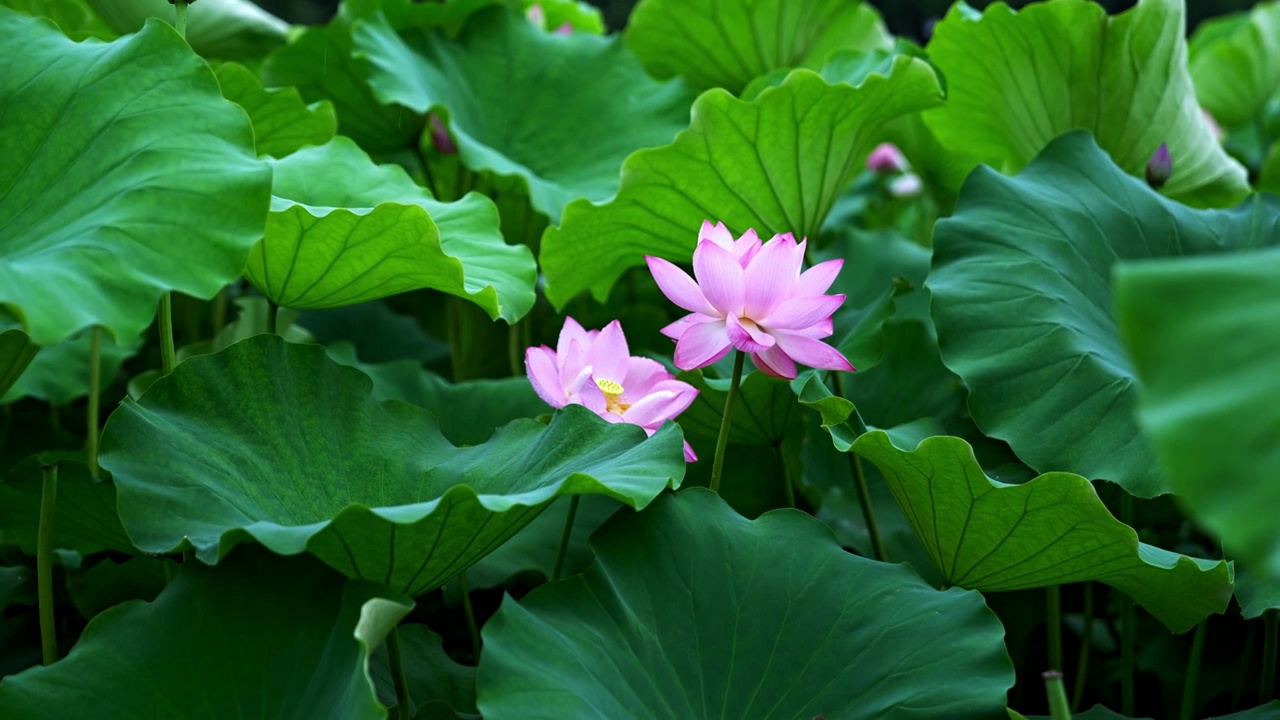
[85,0,288,61]
[0,458,133,556]
[215,62,337,158]
[0,311,37,401]
[2,329,138,405]
[1188,2,1280,129]
[370,624,476,717]
[65,556,174,620]
[0,0,113,40]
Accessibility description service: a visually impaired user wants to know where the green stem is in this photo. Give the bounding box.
[508,320,523,377]
[1071,582,1094,711]
[458,572,481,660]
[709,351,746,494]
[386,627,413,719]
[37,463,58,665]
[265,299,278,336]
[211,287,228,338]
[1043,671,1072,720]
[158,293,177,374]
[1120,494,1136,716]
[851,453,888,562]
[1047,584,1063,672]
[551,495,580,581]
[779,447,795,509]
[87,327,101,479]
[174,1,187,36]
[1263,610,1278,703]
[1181,619,1208,720]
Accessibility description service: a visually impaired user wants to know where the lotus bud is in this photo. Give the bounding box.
[1145,143,1172,188]
[526,2,546,29]
[428,113,457,155]
[866,142,908,174]
[555,22,573,35]
[889,172,924,198]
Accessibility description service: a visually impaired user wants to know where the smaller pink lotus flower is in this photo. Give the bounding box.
[867,142,908,174]
[526,317,699,461]
[646,221,855,380]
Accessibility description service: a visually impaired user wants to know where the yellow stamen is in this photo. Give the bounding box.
[595,378,624,395]
[595,378,629,415]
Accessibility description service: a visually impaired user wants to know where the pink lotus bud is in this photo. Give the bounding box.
[555,22,572,35]
[889,172,923,198]
[428,113,457,155]
[866,143,908,174]
[1146,143,1172,189]
[526,3,546,29]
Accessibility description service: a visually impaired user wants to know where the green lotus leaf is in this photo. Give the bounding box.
[854,431,1234,633]
[676,369,801,446]
[0,311,37,401]
[0,549,411,719]
[352,6,695,223]
[1114,246,1280,580]
[0,458,133,556]
[625,0,891,93]
[923,0,1248,207]
[0,11,270,347]
[0,566,28,609]
[930,132,1279,498]
[215,62,336,158]
[84,0,288,61]
[1,0,113,40]
[1189,2,1280,129]
[343,0,504,35]
[477,488,1014,718]
[98,335,685,596]
[244,137,536,322]
[1234,562,1280,619]
[467,494,620,588]
[2,328,139,405]
[541,55,943,306]
[65,556,175,620]
[371,624,476,718]
[1210,702,1280,719]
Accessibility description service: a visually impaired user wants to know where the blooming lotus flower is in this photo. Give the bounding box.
[867,142,908,174]
[646,221,855,380]
[526,317,699,461]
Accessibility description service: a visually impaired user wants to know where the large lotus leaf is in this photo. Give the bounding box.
[98,335,685,596]
[352,6,695,224]
[1235,563,1280,619]
[1114,247,1280,580]
[84,0,288,61]
[370,624,476,718]
[0,11,270,346]
[467,494,621,588]
[923,0,1248,207]
[624,0,890,94]
[1189,3,1280,129]
[676,369,801,446]
[244,138,536,322]
[2,328,139,405]
[478,488,1013,718]
[541,55,943,306]
[0,311,36,400]
[0,458,134,556]
[0,549,411,719]
[1,0,113,40]
[854,431,1233,633]
[929,132,1280,498]
[215,62,336,158]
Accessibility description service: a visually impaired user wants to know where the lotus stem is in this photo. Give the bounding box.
[779,445,795,509]
[1263,610,1278,703]
[87,326,101,479]
[1180,619,1208,720]
[159,293,177,374]
[1043,670,1072,720]
[211,287,228,338]
[850,452,887,563]
[1072,582,1094,711]
[508,320,523,377]
[265,299,277,336]
[37,463,58,665]
[174,1,187,37]
[1047,584,1063,672]
[386,626,412,719]
[551,495,580,581]
[1120,494,1136,716]
[709,350,745,494]
[458,571,481,660]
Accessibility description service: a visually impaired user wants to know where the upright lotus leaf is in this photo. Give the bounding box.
[0,11,270,346]
[854,431,1234,633]
[98,335,685,596]
[478,488,1014,718]
[215,62,337,158]
[2,329,139,405]
[930,132,1280,498]
[84,0,288,61]
[1,0,114,40]
[0,549,411,719]
[0,310,36,400]
[244,138,536,322]
[1189,2,1280,129]
[1114,247,1280,579]
[923,0,1248,207]
[0,458,134,556]
[542,55,943,306]
[370,624,477,718]
[625,0,891,93]
[353,6,696,223]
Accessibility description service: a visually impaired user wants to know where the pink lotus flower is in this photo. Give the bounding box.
[867,142,908,174]
[646,221,855,380]
[526,317,699,461]
[526,3,573,34]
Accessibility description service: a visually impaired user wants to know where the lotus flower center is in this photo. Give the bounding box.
[595,378,630,415]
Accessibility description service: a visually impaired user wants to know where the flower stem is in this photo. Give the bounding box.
[851,453,888,562]
[508,320,523,377]
[1180,619,1208,720]
[385,626,413,719]
[1120,494,1136,716]
[265,299,277,336]
[1071,582,1094,711]
[1047,584,1063,672]
[211,287,228,338]
[158,293,177,374]
[458,571,481,660]
[709,350,745,494]
[87,327,101,479]
[551,495,580,581]
[37,463,58,665]
[174,1,187,36]
[780,448,795,509]
[1263,610,1278,703]
[1043,671,1072,720]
